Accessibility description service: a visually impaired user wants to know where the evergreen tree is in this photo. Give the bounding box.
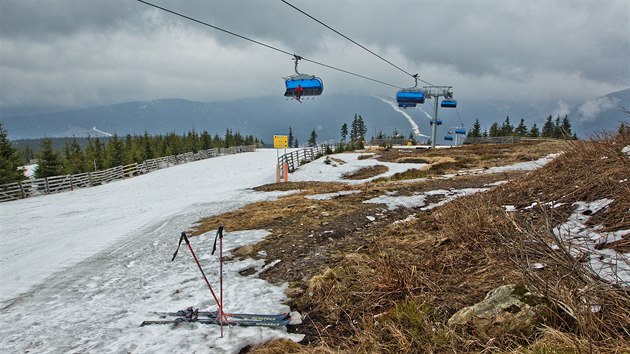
[553,115,563,138]
[500,116,514,136]
[0,122,24,184]
[468,118,482,137]
[294,138,299,148]
[93,138,106,170]
[357,115,367,143]
[340,123,348,143]
[515,118,528,136]
[308,130,318,147]
[561,115,572,138]
[288,127,294,148]
[408,132,416,145]
[541,115,555,137]
[349,114,359,143]
[529,123,540,137]
[488,122,500,137]
[34,138,63,178]
[106,134,125,168]
[63,137,85,174]
[142,131,154,159]
[200,130,211,150]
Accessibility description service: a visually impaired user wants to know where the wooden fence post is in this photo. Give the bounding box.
[18,181,26,198]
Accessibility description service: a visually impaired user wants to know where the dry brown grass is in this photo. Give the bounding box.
[341,165,388,180]
[187,137,630,353]
[375,141,567,179]
[279,135,629,352]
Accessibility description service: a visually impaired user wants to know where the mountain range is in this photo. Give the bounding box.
[2,88,629,144]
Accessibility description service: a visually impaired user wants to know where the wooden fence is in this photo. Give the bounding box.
[277,145,336,178]
[0,145,256,203]
[463,136,564,145]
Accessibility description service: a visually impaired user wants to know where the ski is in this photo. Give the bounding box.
[152,308,289,322]
[140,316,290,327]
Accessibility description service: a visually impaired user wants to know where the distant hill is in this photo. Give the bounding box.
[568,88,630,137]
[3,89,628,143]
[2,95,461,145]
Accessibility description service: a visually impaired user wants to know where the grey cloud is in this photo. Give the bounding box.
[0,0,627,110]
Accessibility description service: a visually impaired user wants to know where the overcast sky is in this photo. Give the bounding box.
[1,0,628,112]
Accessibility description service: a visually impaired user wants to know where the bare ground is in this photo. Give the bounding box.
[189,138,630,353]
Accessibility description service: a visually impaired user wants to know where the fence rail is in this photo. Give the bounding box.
[277,145,336,178]
[464,136,565,145]
[0,145,256,203]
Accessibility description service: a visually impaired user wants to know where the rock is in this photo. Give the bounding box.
[448,284,547,334]
[232,245,254,257]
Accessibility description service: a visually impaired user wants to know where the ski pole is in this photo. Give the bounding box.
[172,232,229,326]
[212,226,225,338]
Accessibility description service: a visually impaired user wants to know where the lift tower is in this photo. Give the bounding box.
[424,86,454,148]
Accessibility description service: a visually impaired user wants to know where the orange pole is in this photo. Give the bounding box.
[283,163,289,182]
[276,164,281,183]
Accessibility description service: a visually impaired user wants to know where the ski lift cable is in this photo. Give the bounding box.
[136,0,402,89]
[280,0,437,87]
[455,106,464,126]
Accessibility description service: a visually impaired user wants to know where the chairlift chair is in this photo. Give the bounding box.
[284,56,323,99]
[396,74,425,105]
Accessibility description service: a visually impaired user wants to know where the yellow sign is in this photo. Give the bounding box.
[273,134,288,149]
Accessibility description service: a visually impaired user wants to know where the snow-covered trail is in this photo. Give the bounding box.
[0,149,308,353]
[0,150,280,304]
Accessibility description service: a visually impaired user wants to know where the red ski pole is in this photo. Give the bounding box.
[172,232,229,326]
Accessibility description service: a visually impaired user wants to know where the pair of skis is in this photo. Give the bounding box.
[141,307,290,327]
[143,228,290,332]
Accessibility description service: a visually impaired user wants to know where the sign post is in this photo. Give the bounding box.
[273,133,288,183]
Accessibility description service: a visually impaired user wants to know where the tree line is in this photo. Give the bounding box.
[467,114,576,139]
[285,113,368,151]
[0,122,261,183]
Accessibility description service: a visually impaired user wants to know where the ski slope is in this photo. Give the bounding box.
[0,149,307,353]
[1,147,603,353]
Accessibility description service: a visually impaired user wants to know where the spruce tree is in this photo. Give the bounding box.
[500,116,514,136]
[63,137,85,174]
[515,118,528,136]
[308,130,318,147]
[34,138,63,178]
[106,134,125,168]
[529,123,540,137]
[553,116,563,138]
[288,127,294,148]
[561,115,572,138]
[357,115,367,143]
[489,122,500,137]
[408,132,416,145]
[0,122,25,184]
[541,115,554,137]
[340,123,348,143]
[468,118,482,137]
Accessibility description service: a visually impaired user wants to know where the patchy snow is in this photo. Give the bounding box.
[364,187,489,211]
[305,190,360,200]
[623,145,630,157]
[553,199,630,287]
[290,152,427,183]
[0,145,620,352]
[484,153,561,173]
